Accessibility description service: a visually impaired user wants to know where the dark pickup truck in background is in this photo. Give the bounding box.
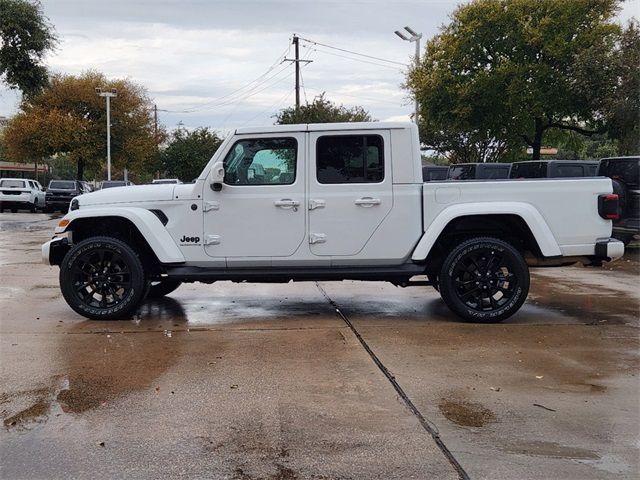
[510,160,599,179]
[599,157,640,245]
[45,180,86,213]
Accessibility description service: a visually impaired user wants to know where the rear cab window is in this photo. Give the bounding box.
[49,181,76,190]
[316,135,384,184]
[448,165,475,180]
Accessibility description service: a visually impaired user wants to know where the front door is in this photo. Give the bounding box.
[308,130,392,256]
[203,133,306,258]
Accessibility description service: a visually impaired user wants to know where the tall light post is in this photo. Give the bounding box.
[395,26,422,124]
[96,87,117,180]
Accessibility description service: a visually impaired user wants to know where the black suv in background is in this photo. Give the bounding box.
[510,160,599,179]
[598,157,640,245]
[45,180,85,212]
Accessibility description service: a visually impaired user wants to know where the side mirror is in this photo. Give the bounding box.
[210,161,225,192]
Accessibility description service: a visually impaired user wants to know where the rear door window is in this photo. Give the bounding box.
[316,135,384,184]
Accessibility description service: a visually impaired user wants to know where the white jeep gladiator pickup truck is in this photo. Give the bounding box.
[42,122,624,322]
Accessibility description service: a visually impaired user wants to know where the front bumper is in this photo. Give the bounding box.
[42,236,71,266]
[594,238,625,262]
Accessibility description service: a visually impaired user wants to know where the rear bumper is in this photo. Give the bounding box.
[594,238,625,261]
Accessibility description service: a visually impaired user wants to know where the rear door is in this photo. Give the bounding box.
[308,130,392,256]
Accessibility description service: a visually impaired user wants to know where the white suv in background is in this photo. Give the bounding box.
[0,178,46,213]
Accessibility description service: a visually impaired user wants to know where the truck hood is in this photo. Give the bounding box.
[77,184,175,206]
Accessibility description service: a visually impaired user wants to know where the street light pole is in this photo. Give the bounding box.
[394,26,422,124]
[96,88,117,180]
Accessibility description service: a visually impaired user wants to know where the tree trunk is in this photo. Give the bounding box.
[77,159,84,181]
[531,117,544,160]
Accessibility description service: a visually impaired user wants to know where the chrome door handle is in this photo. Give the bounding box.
[355,197,381,206]
[274,199,300,208]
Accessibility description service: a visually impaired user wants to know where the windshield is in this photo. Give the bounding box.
[49,181,76,190]
[0,180,26,188]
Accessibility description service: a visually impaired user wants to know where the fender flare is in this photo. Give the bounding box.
[56,207,185,264]
[411,202,562,261]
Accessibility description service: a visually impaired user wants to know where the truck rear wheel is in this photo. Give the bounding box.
[438,237,529,323]
[60,236,146,320]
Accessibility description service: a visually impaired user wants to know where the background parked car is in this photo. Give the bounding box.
[422,165,449,181]
[598,156,640,245]
[45,180,85,213]
[0,178,46,212]
[101,180,134,189]
[448,162,512,180]
[510,160,599,179]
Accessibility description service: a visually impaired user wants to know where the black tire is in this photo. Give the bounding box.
[60,236,147,320]
[439,237,529,323]
[147,279,182,298]
[29,203,36,213]
[10,207,17,213]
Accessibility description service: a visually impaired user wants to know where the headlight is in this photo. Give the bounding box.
[70,198,79,211]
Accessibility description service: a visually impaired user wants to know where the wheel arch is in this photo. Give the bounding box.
[412,203,562,267]
[59,208,185,267]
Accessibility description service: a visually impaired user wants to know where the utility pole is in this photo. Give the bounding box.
[395,26,422,124]
[96,88,117,180]
[284,34,312,109]
[154,104,158,140]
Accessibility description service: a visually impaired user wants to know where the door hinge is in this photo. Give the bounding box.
[204,234,221,246]
[203,201,220,212]
[309,233,327,244]
[308,199,326,210]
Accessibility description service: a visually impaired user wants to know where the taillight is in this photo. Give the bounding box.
[598,193,620,220]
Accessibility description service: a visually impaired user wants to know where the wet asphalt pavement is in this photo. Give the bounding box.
[0,213,638,480]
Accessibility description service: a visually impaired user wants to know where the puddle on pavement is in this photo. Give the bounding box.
[528,268,639,325]
[438,398,496,427]
[1,380,66,431]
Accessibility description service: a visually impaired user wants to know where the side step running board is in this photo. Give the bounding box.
[164,264,428,284]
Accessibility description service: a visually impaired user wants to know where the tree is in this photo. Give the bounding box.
[274,93,373,124]
[407,0,623,160]
[160,126,223,182]
[3,71,161,180]
[0,0,56,96]
[603,20,640,154]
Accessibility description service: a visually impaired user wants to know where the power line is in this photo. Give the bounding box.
[298,36,407,66]
[302,44,404,71]
[163,63,294,114]
[159,44,292,113]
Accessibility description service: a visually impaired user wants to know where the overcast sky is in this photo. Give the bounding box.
[0,0,637,132]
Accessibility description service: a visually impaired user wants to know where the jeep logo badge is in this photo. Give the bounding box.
[179,235,200,244]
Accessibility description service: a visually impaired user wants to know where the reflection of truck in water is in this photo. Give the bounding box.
[43,122,624,323]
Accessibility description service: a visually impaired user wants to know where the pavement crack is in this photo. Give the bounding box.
[315,282,471,480]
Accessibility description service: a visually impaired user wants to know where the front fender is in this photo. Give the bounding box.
[56,207,185,264]
[411,202,562,261]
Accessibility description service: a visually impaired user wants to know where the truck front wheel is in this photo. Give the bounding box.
[438,237,529,323]
[60,236,147,320]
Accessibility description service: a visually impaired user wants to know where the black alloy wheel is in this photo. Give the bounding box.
[60,236,146,320]
[439,237,529,323]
